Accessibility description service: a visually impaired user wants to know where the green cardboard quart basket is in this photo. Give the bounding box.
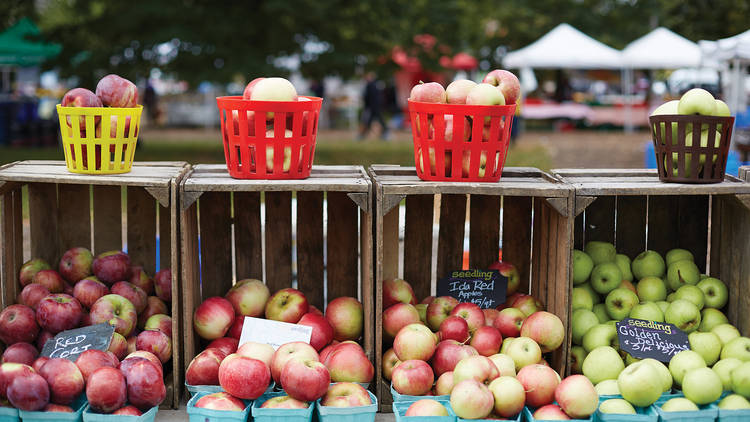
[186,392,251,422]
[82,404,158,422]
[251,392,315,422]
[392,398,456,422]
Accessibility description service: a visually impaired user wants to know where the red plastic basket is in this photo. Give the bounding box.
[216,95,322,179]
[408,100,515,182]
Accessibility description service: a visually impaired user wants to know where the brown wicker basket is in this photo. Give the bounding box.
[649,114,734,183]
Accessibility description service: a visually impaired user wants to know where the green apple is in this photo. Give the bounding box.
[573,250,594,285]
[673,285,705,310]
[688,332,721,365]
[665,299,701,333]
[580,282,601,305]
[415,303,428,324]
[583,346,625,384]
[636,277,667,302]
[618,360,663,407]
[570,346,587,374]
[669,350,707,387]
[667,292,677,302]
[572,309,600,345]
[700,274,709,280]
[651,100,680,143]
[632,250,666,280]
[718,394,750,410]
[595,379,620,395]
[732,361,750,398]
[625,353,641,366]
[699,308,728,332]
[678,88,717,115]
[721,337,750,362]
[656,301,670,314]
[667,260,700,291]
[584,241,617,265]
[599,398,636,414]
[629,302,664,322]
[605,288,639,321]
[583,323,618,352]
[712,324,741,346]
[500,337,514,354]
[696,278,728,309]
[712,358,742,390]
[591,263,623,295]
[572,287,594,312]
[615,254,633,282]
[642,358,673,392]
[592,303,609,323]
[714,99,731,116]
[666,248,694,267]
[683,367,722,404]
[660,397,699,412]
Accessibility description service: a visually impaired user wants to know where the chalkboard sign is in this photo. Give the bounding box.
[616,318,689,362]
[436,269,506,309]
[41,323,115,361]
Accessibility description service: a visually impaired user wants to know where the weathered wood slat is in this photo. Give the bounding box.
[403,195,434,300]
[502,196,532,294]
[92,186,123,254]
[264,192,293,293]
[199,192,233,298]
[531,198,547,310]
[326,192,359,300]
[57,184,91,251]
[2,189,23,308]
[29,183,59,265]
[646,196,680,256]
[159,200,171,272]
[127,187,157,275]
[233,192,263,281]
[583,196,615,244]
[677,195,709,272]
[574,213,584,250]
[360,206,374,360]
[184,177,369,192]
[709,195,722,278]
[295,192,324,308]
[181,203,200,365]
[381,204,400,281]
[469,195,501,269]
[436,194,467,281]
[615,195,647,259]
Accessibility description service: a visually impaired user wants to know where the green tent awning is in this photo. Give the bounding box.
[0,18,61,67]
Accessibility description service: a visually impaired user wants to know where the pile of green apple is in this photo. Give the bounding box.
[571,241,750,415]
[650,88,732,177]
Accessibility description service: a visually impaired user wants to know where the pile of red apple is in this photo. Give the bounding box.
[409,69,520,178]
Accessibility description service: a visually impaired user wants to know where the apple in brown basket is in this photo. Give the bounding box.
[138,296,168,329]
[265,288,309,323]
[297,313,334,351]
[325,297,363,342]
[36,331,53,351]
[36,294,83,334]
[135,330,171,363]
[96,75,138,108]
[111,282,148,314]
[89,294,137,337]
[153,269,172,303]
[19,259,52,287]
[128,267,153,296]
[227,315,244,340]
[32,357,49,373]
[0,304,39,345]
[281,358,330,402]
[225,279,270,317]
[206,337,239,356]
[194,297,234,340]
[73,277,109,309]
[19,283,50,310]
[92,251,132,285]
[108,332,128,360]
[1,343,38,366]
[32,270,65,293]
[58,247,94,283]
[86,367,127,413]
[323,341,374,383]
[144,314,172,338]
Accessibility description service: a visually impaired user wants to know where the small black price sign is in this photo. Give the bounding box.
[41,323,115,362]
[616,318,690,362]
[436,269,506,309]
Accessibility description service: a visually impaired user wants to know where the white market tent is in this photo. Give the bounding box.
[622,27,701,68]
[699,29,750,118]
[503,23,623,69]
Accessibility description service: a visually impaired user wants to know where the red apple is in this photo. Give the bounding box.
[323,341,374,383]
[242,77,265,99]
[19,284,51,310]
[452,355,500,386]
[225,278,269,317]
[421,296,436,305]
[38,358,84,405]
[86,367,127,413]
[383,279,418,308]
[409,82,447,103]
[1,343,38,366]
[439,316,470,343]
[406,399,450,416]
[298,313,334,351]
[73,277,109,309]
[7,372,49,410]
[111,282,147,314]
[58,247,93,283]
[108,332,128,360]
[497,293,523,311]
[391,359,433,396]
[520,311,564,353]
[482,308,500,326]
[19,259,52,287]
[431,340,478,377]
[35,331,53,352]
[320,382,372,407]
[112,405,142,415]
[153,269,172,303]
[270,342,318,385]
[493,307,525,338]
[194,392,245,411]
[137,296,168,329]
[135,330,171,364]
[76,349,117,382]
[482,70,521,105]
[0,305,39,346]
[144,314,172,338]
[533,404,570,420]
[186,348,227,386]
[43,403,74,412]
[90,294,137,337]
[488,261,521,296]
[122,352,162,379]
[426,296,459,331]
[128,267,153,296]
[36,294,83,334]
[106,351,120,367]
[308,305,323,316]
[206,337,239,356]
[326,297,364,342]
[227,315,244,340]
[511,295,544,317]
[281,358,330,401]
[0,363,35,399]
[554,375,597,419]
[219,354,270,400]
[470,326,503,357]
[120,357,166,410]
[193,297,234,340]
[383,303,421,340]
[92,251,131,285]
[63,282,74,296]
[61,88,102,133]
[264,288,308,323]
[450,303,485,335]
[236,341,274,367]
[435,371,454,395]
[394,323,437,362]
[319,341,339,363]
[516,364,560,408]
[32,270,64,293]
[449,379,494,419]
[260,395,308,409]
[382,348,401,381]
[126,336,137,354]
[96,75,138,107]
[32,357,49,373]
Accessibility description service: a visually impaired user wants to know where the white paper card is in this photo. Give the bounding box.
[237,317,313,350]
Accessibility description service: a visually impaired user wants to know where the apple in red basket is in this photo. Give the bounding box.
[96,75,138,107]
[62,88,103,132]
[73,277,109,309]
[111,282,147,314]
[270,341,318,384]
[193,296,234,340]
[76,349,117,382]
[242,77,265,99]
[470,326,503,356]
[90,294,137,337]
[227,315,244,339]
[533,404,569,420]
[225,278,269,317]
[265,288,308,323]
[516,364,560,408]
[446,80,478,105]
[36,294,82,334]
[19,259,52,287]
[138,296,167,329]
[427,296,459,331]
[325,297,363,341]
[43,403,74,412]
[108,332,128,360]
[92,251,131,285]
[323,342,374,383]
[431,340,478,377]
[186,348,227,386]
[410,82,447,104]
[450,303,485,334]
[32,270,64,293]
[512,295,543,317]
[320,382,371,407]
[392,359,434,396]
[483,70,521,105]
[144,314,171,338]
[261,395,308,409]
[32,357,49,372]
[250,77,298,102]
[0,304,39,345]
[520,311,564,353]
[7,371,49,410]
[236,341,273,366]
[195,392,245,411]
[219,354,270,400]
[2,343,38,366]
[493,307,525,338]
[127,267,153,296]
[298,313,334,351]
[488,260,520,295]
[435,371,454,395]
[136,330,171,363]
[19,284,50,310]
[58,247,93,283]
[86,367,127,413]
[122,352,162,378]
[439,315,470,343]
[383,303,421,340]
[112,405,142,415]
[153,269,172,303]
[383,278,417,308]
[208,337,239,356]
[281,358,330,401]
[382,348,401,381]
[121,358,166,410]
[483,308,500,326]
[38,358,84,405]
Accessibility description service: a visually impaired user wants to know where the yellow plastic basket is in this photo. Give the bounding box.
[57,104,142,174]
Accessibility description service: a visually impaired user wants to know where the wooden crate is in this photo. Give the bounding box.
[552,168,750,343]
[179,164,374,391]
[741,166,749,181]
[0,160,189,409]
[369,165,575,412]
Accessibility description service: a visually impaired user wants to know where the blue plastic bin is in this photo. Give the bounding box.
[457,408,521,422]
[185,380,275,398]
[392,398,456,422]
[19,396,87,422]
[653,395,718,422]
[316,390,377,422]
[390,384,448,403]
[82,404,158,422]
[186,392,251,422]
[523,405,593,421]
[0,405,18,422]
[252,392,315,422]
[595,396,658,422]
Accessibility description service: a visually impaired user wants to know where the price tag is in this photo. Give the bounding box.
[40,323,115,361]
[616,318,690,362]
[238,317,313,350]
[436,269,506,309]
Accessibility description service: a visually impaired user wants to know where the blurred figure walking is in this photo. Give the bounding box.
[358,72,389,140]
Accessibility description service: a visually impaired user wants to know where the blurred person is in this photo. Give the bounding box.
[358,72,389,140]
[143,80,159,126]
